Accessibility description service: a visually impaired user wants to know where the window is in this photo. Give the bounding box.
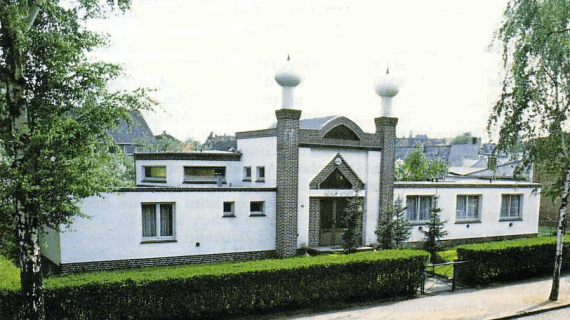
[243,166,252,181]
[184,166,225,183]
[142,203,175,241]
[256,166,265,182]
[143,166,166,182]
[223,201,235,217]
[250,201,265,216]
[456,195,480,222]
[501,194,522,220]
[406,196,433,222]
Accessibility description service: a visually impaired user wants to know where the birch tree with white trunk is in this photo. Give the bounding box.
[0,1,155,319]
[490,0,570,301]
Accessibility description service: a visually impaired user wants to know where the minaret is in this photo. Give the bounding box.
[374,68,399,241]
[274,56,302,257]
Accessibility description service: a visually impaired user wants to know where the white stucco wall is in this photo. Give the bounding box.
[237,136,277,187]
[394,181,540,242]
[58,190,276,264]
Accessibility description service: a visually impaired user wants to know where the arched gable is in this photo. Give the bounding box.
[319,116,365,141]
[309,154,365,190]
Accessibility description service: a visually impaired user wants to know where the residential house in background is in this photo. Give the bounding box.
[109,111,155,155]
[203,132,237,151]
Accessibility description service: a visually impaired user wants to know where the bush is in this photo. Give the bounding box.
[0,255,20,291]
[455,236,570,287]
[1,250,428,320]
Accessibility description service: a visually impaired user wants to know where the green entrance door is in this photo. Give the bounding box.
[319,198,349,247]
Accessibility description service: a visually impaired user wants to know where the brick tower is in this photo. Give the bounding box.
[374,69,399,240]
[274,57,301,257]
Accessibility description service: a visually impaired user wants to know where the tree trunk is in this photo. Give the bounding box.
[549,165,570,301]
[17,202,45,320]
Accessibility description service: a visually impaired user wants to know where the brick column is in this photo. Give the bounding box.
[375,116,398,241]
[275,109,301,257]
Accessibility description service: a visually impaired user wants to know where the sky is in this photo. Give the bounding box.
[94,0,510,143]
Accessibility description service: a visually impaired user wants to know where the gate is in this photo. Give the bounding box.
[421,261,470,294]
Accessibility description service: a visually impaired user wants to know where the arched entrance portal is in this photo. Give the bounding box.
[308,154,365,248]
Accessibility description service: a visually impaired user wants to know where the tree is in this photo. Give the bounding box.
[395,145,448,181]
[0,1,155,319]
[376,197,411,249]
[451,132,474,144]
[342,195,363,253]
[423,197,447,264]
[489,0,570,301]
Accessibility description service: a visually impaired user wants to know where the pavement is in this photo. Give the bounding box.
[279,274,570,320]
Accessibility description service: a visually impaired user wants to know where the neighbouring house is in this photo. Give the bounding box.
[203,132,237,151]
[109,110,155,155]
[41,64,541,273]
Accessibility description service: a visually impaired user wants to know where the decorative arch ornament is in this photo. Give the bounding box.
[319,116,365,141]
[309,154,365,190]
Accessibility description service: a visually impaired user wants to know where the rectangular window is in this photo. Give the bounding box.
[456,195,480,221]
[184,166,226,183]
[143,166,166,182]
[223,201,235,217]
[243,166,252,181]
[406,196,433,222]
[256,166,265,182]
[501,194,522,220]
[250,201,265,216]
[142,203,175,240]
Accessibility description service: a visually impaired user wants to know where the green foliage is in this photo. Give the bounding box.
[455,236,570,287]
[0,0,156,232]
[107,152,135,187]
[489,0,570,299]
[376,197,411,249]
[1,2,156,317]
[489,0,570,205]
[0,251,428,319]
[423,199,448,263]
[342,195,363,253]
[0,250,429,292]
[395,145,448,181]
[451,132,474,144]
[0,255,20,291]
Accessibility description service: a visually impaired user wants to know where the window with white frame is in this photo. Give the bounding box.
[143,166,166,183]
[142,203,175,240]
[456,195,481,221]
[501,194,522,219]
[250,201,265,216]
[406,195,433,222]
[243,166,252,181]
[256,166,265,182]
[223,201,235,217]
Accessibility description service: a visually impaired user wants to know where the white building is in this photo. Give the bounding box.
[41,63,540,273]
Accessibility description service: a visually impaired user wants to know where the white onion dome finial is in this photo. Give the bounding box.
[275,55,301,87]
[374,68,399,98]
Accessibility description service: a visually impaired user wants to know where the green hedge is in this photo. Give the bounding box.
[0,250,428,320]
[455,236,570,287]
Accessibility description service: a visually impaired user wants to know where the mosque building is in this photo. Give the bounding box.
[41,60,540,273]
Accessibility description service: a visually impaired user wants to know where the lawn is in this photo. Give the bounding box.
[432,249,458,278]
